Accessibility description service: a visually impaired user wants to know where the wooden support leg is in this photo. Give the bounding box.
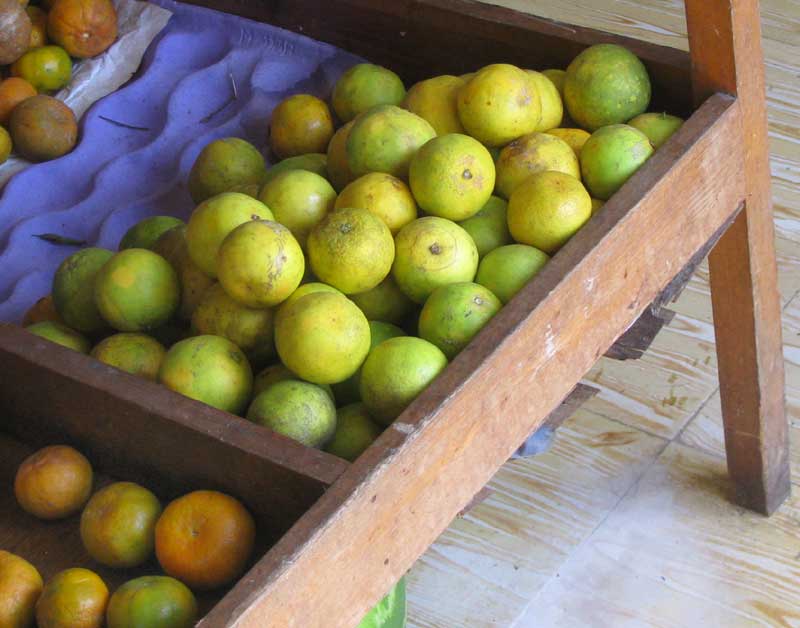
[686,0,790,514]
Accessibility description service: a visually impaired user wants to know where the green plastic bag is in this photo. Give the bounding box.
[356,577,406,628]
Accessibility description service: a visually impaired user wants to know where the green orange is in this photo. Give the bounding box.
[349,276,415,326]
[93,249,180,332]
[11,45,71,92]
[80,481,162,568]
[418,282,501,359]
[26,320,90,353]
[91,333,166,380]
[332,63,406,123]
[334,172,418,235]
[476,244,549,304]
[119,216,185,251]
[325,403,383,462]
[158,335,253,414]
[187,137,266,204]
[106,576,196,628]
[52,247,114,334]
[359,336,448,424]
[457,195,511,258]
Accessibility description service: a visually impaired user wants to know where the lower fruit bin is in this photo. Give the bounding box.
[0,323,350,623]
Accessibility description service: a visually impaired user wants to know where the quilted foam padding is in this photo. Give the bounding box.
[0,0,363,323]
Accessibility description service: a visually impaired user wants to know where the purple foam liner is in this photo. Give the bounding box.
[0,0,364,323]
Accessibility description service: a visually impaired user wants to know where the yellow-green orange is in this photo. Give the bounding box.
[507,170,591,253]
[263,153,328,185]
[0,127,10,165]
[187,138,266,204]
[0,550,43,628]
[349,276,415,326]
[11,45,71,92]
[331,320,406,405]
[36,568,108,628]
[275,291,370,384]
[526,70,563,131]
[335,172,417,235]
[628,112,683,149]
[192,283,275,366]
[418,282,501,359]
[476,244,549,304]
[26,321,90,353]
[186,192,272,278]
[158,335,253,414]
[152,226,215,321]
[91,333,166,380]
[392,217,479,303]
[456,64,541,147]
[119,215,184,251]
[346,105,436,180]
[269,94,334,159]
[360,336,447,424]
[94,249,179,332]
[457,195,511,258]
[246,380,336,448]
[308,207,394,294]
[275,282,341,325]
[217,219,304,308]
[106,576,196,628]
[332,63,406,123]
[495,132,580,199]
[409,133,495,221]
[580,124,654,200]
[326,120,355,192]
[258,169,336,248]
[52,247,114,334]
[564,43,651,131]
[325,403,382,462]
[402,75,465,135]
[545,127,591,158]
[541,69,566,97]
[80,482,162,569]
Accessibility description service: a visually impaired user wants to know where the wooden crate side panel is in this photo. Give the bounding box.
[201,94,744,627]
[0,326,347,537]
[181,0,692,114]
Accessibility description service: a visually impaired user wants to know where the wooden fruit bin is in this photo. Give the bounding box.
[0,0,788,626]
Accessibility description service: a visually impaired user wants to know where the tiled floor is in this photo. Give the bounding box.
[406,1,800,626]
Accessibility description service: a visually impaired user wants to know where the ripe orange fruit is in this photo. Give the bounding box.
[80,481,163,568]
[47,0,118,59]
[14,444,93,520]
[0,76,36,126]
[269,93,334,159]
[155,490,256,590]
[36,568,108,628]
[0,550,43,628]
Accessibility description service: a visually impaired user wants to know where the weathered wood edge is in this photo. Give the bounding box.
[201,93,744,627]
[687,0,790,514]
[0,325,347,536]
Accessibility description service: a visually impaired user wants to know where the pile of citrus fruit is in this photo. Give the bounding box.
[0,0,119,163]
[2,442,255,627]
[21,44,683,464]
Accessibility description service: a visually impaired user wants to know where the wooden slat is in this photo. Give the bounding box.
[687,0,790,514]
[200,94,745,627]
[0,325,347,540]
[181,0,692,115]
